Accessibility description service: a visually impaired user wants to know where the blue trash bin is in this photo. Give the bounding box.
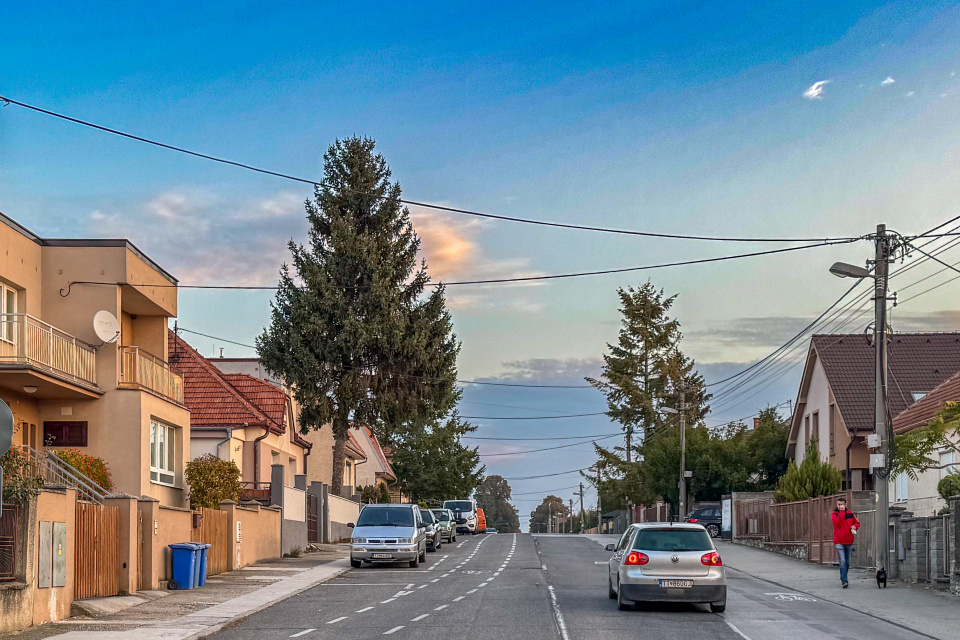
[168,543,198,590]
[197,543,211,586]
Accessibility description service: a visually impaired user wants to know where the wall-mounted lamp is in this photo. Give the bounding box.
[23,386,38,394]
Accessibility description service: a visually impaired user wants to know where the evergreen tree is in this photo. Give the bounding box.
[258,137,458,493]
[774,438,842,502]
[529,495,569,533]
[475,475,522,533]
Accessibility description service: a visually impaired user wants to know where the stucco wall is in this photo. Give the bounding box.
[328,494,360,527]
[0,218,43,317]
[138,500,193,589]
[225,503,282,569]
[33,489,76,624]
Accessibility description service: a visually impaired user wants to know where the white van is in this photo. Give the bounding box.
[443,499,479,535]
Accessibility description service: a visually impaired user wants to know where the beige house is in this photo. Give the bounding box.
[0,211,189,507]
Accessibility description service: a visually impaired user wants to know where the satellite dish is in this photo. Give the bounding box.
[93,310,121,344]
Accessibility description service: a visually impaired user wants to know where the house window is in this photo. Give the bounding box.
[940,451,958,480]
[44,421,88,447]
[812,411,819,450]
[911,392,927,402]
[0,283,16,343]
[828,404,836,456]
[804,415,811,450]
[150,420,177,485]
[895,474,908,503]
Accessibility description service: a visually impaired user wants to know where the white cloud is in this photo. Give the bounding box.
[905,91,915,98]
[802,80,830,100]
[881,77,896,86]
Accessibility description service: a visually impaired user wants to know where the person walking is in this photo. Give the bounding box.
[831,497,860,588]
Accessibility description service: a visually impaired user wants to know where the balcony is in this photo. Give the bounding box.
[0,314,100,397]
[119,346,184,405]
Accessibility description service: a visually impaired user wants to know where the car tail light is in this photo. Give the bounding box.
[701,552,722,566]
[624,552,649,565]
[687,518,699,523]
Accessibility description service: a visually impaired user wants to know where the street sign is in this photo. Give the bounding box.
[0,397,12,454]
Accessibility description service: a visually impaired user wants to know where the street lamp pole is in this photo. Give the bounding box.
[679,385,688,520]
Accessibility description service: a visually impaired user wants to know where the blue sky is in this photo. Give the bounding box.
[4,2,960,525]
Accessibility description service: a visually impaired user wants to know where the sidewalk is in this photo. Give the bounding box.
[2,545,351,640]
[718,541,960,640]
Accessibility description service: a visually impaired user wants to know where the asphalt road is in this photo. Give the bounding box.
[208,533,933,640]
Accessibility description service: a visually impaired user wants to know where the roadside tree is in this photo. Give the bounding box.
[774,438,841,502]
[475,475,521,533]
[529,495,569,533]
[185,454,243,509]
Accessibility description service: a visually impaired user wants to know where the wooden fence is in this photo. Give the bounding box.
[75,502,120,599]
[190,508,229,576]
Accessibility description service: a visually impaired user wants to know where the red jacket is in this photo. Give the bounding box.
[831,509,860,545]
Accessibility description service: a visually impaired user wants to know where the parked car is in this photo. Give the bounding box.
[419,508,442,551]
[349,503,428,568]
[431,508,457,543]
[476,508,487,534]
[485,528,498,534]
[606,523,726,613]
[443,499,479,535]
[685,505,722,538]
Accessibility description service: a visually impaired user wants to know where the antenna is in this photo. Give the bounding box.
[92,310,120,344]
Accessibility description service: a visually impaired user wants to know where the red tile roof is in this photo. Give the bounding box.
[362,426,396,481]
[812,333,960,434]
[893,369,960,433]
[346,430,367,460]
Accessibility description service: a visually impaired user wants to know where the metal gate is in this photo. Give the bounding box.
[307,493,319,544]
[190,508,229,576]
[75,502,120,599]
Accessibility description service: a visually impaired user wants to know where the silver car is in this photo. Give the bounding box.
[349,504,428,568]
[606,523,726,612]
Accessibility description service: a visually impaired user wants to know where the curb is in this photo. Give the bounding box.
[185,560,352,640]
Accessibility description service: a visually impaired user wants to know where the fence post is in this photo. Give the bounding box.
[321,483,330,544]
[219,500,239,571]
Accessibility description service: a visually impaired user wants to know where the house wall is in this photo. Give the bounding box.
[896,434,960,516]
[137,500,193,590]
[217,501,282,569]
[32,488,76,625]
[798,359,831,463]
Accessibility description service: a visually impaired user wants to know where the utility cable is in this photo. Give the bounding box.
[477,434,619,457]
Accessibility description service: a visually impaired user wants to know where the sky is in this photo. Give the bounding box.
[4,1,960,528]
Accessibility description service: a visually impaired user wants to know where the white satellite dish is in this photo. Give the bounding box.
[93,310,121,344]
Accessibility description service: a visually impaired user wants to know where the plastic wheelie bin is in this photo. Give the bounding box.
[196,543,211,586]
[168,543,198,590]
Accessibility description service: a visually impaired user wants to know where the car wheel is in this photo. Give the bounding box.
[707,524,720,538]
[409,553,419,568]
[608,575,616,600]
[350,559,362,569]
[428,542,436,552]
[710,603,726,614]
[617,581,633,611]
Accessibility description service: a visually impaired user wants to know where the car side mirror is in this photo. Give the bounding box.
[605,544,615,552]
[347,523,355,528]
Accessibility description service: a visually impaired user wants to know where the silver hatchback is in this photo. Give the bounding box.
[606,523,726,612]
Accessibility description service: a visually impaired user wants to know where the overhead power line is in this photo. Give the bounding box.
[504,467,589,480]
[0,94,865,244]
[463,432,620,441]
[477,434,619,457]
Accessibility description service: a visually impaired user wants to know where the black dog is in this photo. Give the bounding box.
[876,567,887,588]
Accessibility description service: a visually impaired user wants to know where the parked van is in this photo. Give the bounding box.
[443,499,479,535]
[477,508,487,534]
[349,503,429,568]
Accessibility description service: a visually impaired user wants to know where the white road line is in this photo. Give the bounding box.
[594,561,607,565]
[326,617,348,624]
[355,606,375,613]
[453,596,465,601]
[431,578,440,583]
[725,622,754,640]
[381,598,397,604]
[405,583,415,589]
[417,584,428,589]
[467,588,478,594]
[323,583,396,586]
[435,604,449,611]
[411,614,430,622]
[384,626,405,635]
[289,630,316,638]
[547,585,570,640]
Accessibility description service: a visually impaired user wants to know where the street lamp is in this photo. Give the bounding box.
[828,226,893,581]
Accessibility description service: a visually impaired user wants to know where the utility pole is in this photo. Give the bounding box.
[578,482,585,533]
[596,464,602,534]
[678,385,688,520]
[569,498,574,534]
[547,502,551,535]
[873,224,893,575]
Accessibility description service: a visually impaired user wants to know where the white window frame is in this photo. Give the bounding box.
[939,450,958,480]
[150,420,177,486]
[0,283,16,344]
[894,473,908,503]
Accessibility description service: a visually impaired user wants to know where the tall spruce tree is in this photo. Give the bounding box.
[475,475,521,533]
[258,137,458,493]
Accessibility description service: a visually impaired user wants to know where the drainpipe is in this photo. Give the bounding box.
[846,437,855,491]
[215,427,235,461]
[253,424,270,486]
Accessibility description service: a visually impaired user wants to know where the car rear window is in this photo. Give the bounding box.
[432,511,451,521]
[633,528,713,552]
[356,507,414,527]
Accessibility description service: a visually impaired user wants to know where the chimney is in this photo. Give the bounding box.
[752,418,760,431]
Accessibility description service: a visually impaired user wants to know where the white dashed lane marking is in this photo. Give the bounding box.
[411,614,430,622]
[435,604,449,611]
[383,626,404,635]
[326,617,347,625]
[289,630,316,638]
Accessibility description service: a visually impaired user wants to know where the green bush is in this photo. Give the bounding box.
[185,454,242,509]
[50,448,113,491]
[937,472,960,502]
[774,438,842,502]
[378,483,391,504]
[1,447,44,503]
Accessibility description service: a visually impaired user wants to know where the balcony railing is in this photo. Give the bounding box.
[119,346,184,405]
[0,313,97,387]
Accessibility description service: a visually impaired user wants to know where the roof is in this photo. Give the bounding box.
[346,431,368,460]
[168,331,310,449]
[892,369,960,433]
[809,333,960,434]
[361,426,397,481]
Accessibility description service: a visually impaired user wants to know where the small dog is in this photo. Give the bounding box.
[876,567,887,588]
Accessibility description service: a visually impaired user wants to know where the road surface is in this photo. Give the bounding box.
[208,533,931,640]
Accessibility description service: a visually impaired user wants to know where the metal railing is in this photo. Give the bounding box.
[119,346,184,404]
[0,313,97,386]
[239,482,272,503]
[15,445,112,504]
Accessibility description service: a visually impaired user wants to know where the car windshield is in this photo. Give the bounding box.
[419,510,435,523]
[444,501,474,512]
[432,510,451,522]
[633,528,713,552]
[356,507,414,528]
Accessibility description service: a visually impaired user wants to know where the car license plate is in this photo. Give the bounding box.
[371,553,393,559]
[659,580,693,588]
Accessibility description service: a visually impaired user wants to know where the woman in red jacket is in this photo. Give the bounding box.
[831,497,860,588]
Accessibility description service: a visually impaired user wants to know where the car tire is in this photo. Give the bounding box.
[428,542,436,552]
[617,583,633,611]
[707,524,720,538]
[710,603,726,614]
[350,559,362,568]
[409,554,419,568]
[608,575,617,600]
